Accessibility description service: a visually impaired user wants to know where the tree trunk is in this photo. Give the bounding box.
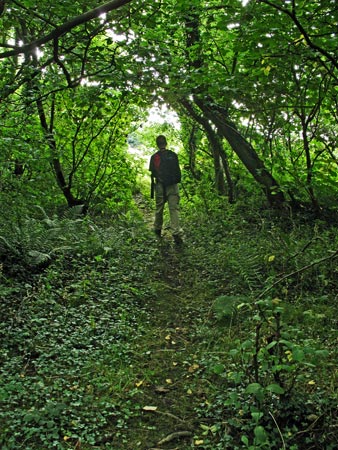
[218,140,236,204]
[186,123,202,180]
[212,144,227,196]
[302,127,320,212]
[194,99,285,206]
[35,96,85,208]
[182,8,284,206]
[180,98,235,202]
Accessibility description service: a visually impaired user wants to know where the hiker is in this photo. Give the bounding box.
[149,135,183,245]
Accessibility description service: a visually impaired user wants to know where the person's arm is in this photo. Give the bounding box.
[150,174,155,199]
[149,155,155,198]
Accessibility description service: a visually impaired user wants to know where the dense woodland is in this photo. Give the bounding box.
[0,1,337,449]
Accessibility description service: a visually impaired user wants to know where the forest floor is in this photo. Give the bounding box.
[1,198,222,450]
[114,200,215,449]
[116,242,208,449]
[1,195,337,450]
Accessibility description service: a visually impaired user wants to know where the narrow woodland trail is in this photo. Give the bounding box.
[132,249,201,449]
[1,195,220,450]
[3,198,336,449]
[118,199,212,449]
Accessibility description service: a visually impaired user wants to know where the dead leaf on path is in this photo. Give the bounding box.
[188,363,200,373]
[154,386,170,394]
[143,405,158,411]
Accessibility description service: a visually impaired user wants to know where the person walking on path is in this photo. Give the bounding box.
[149,135,183,245]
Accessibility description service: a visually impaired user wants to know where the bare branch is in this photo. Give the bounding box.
[258,249,338,299]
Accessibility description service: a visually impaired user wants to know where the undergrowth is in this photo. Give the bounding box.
[179,197,337,449]
[0,205,157,449]
[0,196,337,449]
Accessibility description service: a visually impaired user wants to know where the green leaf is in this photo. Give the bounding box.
[212,363,225,375]
[245,383,263,394]
[266,383,285,394]
[292,348,305,362]
[254,425,267,444]
[251,411,264,422]
[241,435,249,445]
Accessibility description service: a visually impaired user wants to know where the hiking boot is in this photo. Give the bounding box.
[154,229,162,237]
[173,234,183,245]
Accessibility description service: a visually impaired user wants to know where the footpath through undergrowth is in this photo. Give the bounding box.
[0,197,220,450]
[117,198,215,449]
[1,195,337,450]
[119,242,208,449]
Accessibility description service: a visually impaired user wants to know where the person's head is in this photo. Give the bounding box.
[156,135,167,150]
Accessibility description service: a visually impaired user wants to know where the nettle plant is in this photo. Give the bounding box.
[218,297,329,449]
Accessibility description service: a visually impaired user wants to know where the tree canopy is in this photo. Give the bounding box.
[0,0,337,210]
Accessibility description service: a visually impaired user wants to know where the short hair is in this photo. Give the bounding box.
[156,135,167,149]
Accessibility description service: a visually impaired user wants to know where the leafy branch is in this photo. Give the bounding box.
[259,0,338,73]
[0,0,133,59]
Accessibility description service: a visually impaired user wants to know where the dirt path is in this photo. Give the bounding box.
[130,245,202,449]
[118,199,209,449]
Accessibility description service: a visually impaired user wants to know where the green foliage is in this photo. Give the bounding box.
[0,1,337,448]
[0,192,337,449]
[1,0,338,207]
[0,208,155,449]
[180,201,337,449]
[0,206,89,274]
[196,294,335,448]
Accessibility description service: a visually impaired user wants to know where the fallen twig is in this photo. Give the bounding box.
[157,430,193,445]
[149,448,178,450]
[143,407,188,424]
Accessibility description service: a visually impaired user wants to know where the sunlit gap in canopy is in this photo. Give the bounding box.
[127,105,180,169]
[146,105,180,130]
[99,12,136,43]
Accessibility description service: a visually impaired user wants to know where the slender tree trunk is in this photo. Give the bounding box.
[180,98,235,203]
[186,123,201,180]
[218,139,235,204]
[35,96,84,208]
[302,127,320,212]
[182,7,284,206]
[194,98,285,206]
[18,20,85,209]
[212,144,227,196]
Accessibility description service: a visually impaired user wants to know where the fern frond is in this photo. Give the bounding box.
[230,251,264,293]
[61,205,85,219]
[33,205,49,219]
[0,235,21,255]
[27,250,52,266]
[213,295,249,322]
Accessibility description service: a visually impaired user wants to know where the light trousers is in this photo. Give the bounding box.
[154,183,181,236]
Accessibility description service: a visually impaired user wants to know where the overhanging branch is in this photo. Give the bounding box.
[0,0,133,59]
[259,0,338,71]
